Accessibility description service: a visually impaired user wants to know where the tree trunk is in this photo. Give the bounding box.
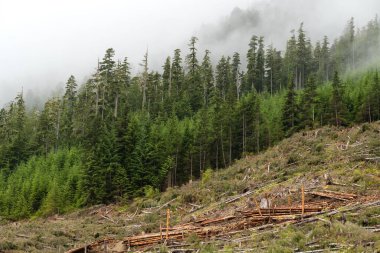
[190,154,193,184]
[220,126,226,168]
[114,94,119,118]
[256,114,260,153]
[215,142,219,170]
[368,103,372,123]
[101,86,105,121]
[199,146,202,177]
[270,69,273,96]
[142,79,146,110]
[95,84,99,116]
[242,113,246,155]
[175,149,178,186]
[56,106,61,152]
[203,151,206,173]
[229,125,232,166]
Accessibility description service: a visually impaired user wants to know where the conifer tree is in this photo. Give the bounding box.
[368,71,380,121]
[330,71,346,126]
[231,52,241,99]
[185,36,202,112]
[348,17,355,70]
[246,35,258,93]
[266,44,283,94]
[215,56,229,101]
[284,30,297,87]
[61,75,77,146]
[254,36,265,92]
[98,48,116,120]
[296,23,308,88]
[299,75,318,128]
[113,57,130,118]
[171,49,184,96]
[140,50,149,110]
[321,36,330,82]
[200,50,214,107]
[282,78,299,136]
[162,57,172,99]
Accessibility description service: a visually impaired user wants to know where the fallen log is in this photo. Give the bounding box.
[225,190,253,204]
[199,215,236,226]
[157,198,178,211]
[308,191,356,201]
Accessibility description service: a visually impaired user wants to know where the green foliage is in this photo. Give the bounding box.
[201,168,213,185]
[144,185,158,198]
[282,79,299,137]
[0,148,84,219]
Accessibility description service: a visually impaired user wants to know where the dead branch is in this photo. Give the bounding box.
[16,234,30,239]
[157,198,177,211]
[225,190,253,204]
[101,215,117,224]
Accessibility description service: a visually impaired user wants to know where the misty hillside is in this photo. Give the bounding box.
[0,1,380,252]
[0,14,379,218]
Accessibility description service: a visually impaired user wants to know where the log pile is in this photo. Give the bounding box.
[66,190,362,253]
[120,206,324,249]
[66,205,325,252]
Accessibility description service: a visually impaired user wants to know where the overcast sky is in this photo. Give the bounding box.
[0,0,379,107]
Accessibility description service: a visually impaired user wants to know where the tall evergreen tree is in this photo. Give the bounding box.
[246,35,258,93]
[185,36,202,112]
[282,78,299,136]
[330,71,346,126]
[200,50,214,107]
[172,49,184,96]
[320,36,330,82]
[98,48,116,120]
[265,44,283,94]
[61,75,78,146]
[140,50,149,110]
[231,52,241,99]
[284,30,297,87]
[254,36,265,92]
[368,71,380,121]
[162,56,172,99]
[299,75,318,128]
[296,23,310,89]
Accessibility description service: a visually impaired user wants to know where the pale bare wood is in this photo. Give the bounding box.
[302,184,305,215]
[166,209,170,240]
[253,198,262,217]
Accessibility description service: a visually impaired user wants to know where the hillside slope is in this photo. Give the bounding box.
[1,122,379,252]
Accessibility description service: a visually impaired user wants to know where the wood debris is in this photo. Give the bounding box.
[65,190,365,253]
[66,205,324,252]
[308,190,357,201]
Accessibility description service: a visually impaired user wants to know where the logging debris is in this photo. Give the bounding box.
[65,190,380,253]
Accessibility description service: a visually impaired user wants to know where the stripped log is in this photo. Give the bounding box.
[309,190,357,201]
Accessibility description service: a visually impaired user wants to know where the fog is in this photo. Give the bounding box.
[0,0,378,107]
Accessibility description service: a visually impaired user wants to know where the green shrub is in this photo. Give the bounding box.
[0,241,18,250]
[201,168,213,185]
[144,185,159,198]
[287,153,299,164]
[313,143,324,153]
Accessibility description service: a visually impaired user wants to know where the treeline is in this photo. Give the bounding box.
[0,17,379,218]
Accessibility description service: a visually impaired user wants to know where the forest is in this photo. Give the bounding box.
[0,16,379,219]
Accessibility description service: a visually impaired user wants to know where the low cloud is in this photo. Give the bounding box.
[0,0,378,107]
